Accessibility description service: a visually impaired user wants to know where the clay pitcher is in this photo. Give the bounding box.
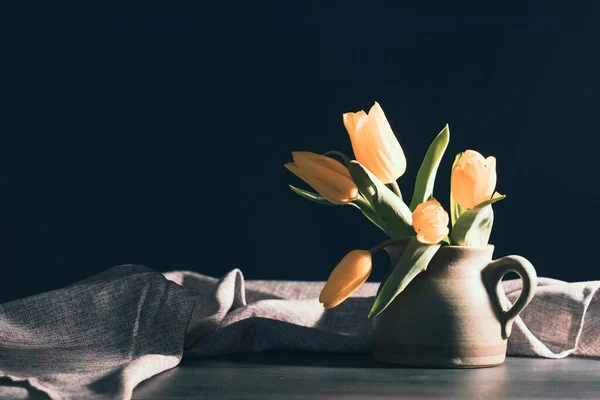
[372,238,537,368]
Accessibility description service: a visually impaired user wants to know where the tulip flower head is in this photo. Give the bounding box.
[343,102,407,184]
[412,200,450,244]
[319,250,372,309]
[285,152,359,205]
[451,150,497,209]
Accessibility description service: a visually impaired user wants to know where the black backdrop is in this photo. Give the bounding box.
[2,2,599,303]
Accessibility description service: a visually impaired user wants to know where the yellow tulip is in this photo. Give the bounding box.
[451,150,497,209]
[412,200,449,244]
[343,102,406,184]
[319,250,372,309]
[285,152,358,205]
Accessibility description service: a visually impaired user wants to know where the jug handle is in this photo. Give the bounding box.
[482,255,537,340]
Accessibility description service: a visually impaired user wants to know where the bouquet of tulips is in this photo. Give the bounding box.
[285,102,504,319]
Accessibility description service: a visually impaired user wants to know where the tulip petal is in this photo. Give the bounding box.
[296,161,358,200]
[342,112,357,137]
[368,103,406,171]
[450,152,467,226]
[319,250,372,309]
[285,152,359,204]
[343,111,367,143]
[369,103,407,177]
[451,166,479,209]
[416,226,449,245]
[483,156,498,201]
[347,112,371,163]
[412,200,449,245]
[468,155,497,207]
[292,151,352,179]
[361,112,402,183]
[345,111,377,178]
[358,119,396,183]
[461,152,493,204]
[344,104,405,184]
[322,273,370,309]
[285,163,347,205]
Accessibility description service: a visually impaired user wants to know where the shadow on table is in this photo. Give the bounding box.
[182,351,392,368]
[181,351,512,370]
[0,377,51,400]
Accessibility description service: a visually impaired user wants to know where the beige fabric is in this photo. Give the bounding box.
[0,265,598,399]
[170,270,600,359]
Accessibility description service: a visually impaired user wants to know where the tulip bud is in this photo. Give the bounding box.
[319,250,372,309]
[451,150,497,209]
[285,152,358,205]
[343,102,407,184]
[412,200,449,244]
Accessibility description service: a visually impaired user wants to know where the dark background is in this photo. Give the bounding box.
[1,2,599,303]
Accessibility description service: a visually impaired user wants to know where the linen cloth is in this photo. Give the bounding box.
[0,265,598,399]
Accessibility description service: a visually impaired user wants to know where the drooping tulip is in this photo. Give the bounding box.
[343,102,406,184]
[285,152,358,205]
[319,250,372,309]
[451,150,497,209]
[412,200,449,244]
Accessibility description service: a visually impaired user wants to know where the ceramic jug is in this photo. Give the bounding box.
[372,238,537,368]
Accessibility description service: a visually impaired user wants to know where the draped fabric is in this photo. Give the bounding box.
[0,265,598,399]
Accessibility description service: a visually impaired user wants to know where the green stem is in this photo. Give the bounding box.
[352,197,389,236]
[369,237,411,255]
[390,181,403,200]
[353,196,371,208]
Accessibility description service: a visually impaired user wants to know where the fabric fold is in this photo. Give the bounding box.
[0,265,198,400]
[0,265,598,399]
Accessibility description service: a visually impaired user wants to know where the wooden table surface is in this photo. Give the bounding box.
[133,353,600,399]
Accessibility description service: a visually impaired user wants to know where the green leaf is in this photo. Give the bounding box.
[450,152,466,227]
[450,193,506,246]
[323,150,396,236]
[474,193,506,209]
[323,150,352,169]
[409,124,450,211]
[347,161,376,205]
[368,237,441,319]
[348,161,414,237]
[289,184,391,235]
[349,200,389,236]
[289,185,335,206]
